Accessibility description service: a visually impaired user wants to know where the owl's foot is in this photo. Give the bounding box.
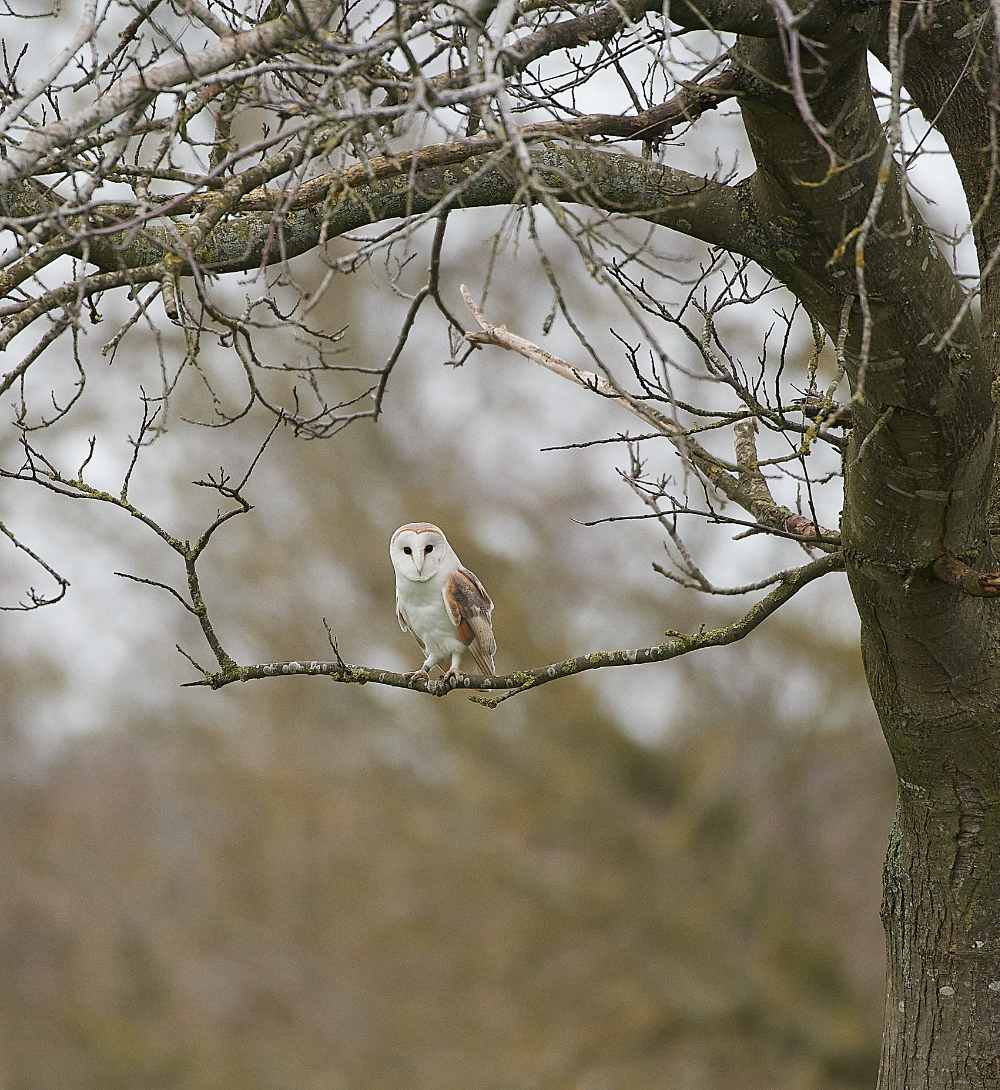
[404,670,430,682]
[442,668,467,683]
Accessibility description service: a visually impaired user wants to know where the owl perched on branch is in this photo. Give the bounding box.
[390,523,497,681]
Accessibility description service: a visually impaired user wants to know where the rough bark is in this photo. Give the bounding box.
[729,6,1000,1087]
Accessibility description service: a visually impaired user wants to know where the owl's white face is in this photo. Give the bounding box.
[390,524,452,582]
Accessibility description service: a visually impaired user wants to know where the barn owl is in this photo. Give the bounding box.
[390,522,496,681]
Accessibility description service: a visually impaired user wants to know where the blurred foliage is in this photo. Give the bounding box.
[0,230,893,1089]
[0,349,894,1089]
[0,636,894,1090]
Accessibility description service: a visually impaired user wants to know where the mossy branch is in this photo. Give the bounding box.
[186,552,844,701]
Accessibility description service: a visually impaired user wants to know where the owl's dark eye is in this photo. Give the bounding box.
[403,546,412,555]
[424,544,434,554]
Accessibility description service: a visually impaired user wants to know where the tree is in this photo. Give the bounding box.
[0,0,998,1083]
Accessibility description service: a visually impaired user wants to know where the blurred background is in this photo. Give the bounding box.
[0,46,900,1082]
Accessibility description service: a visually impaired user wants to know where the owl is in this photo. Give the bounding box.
[390,522,496,681]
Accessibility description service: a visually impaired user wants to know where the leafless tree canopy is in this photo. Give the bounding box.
[0,0,862,640]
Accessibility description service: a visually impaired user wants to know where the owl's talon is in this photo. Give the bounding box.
[404,670,430,682]
[442,669,467,684]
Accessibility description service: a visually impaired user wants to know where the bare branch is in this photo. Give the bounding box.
[461,286,841,549]
[932,554,1000,598]
[0,519,70,610]
[187,552,845,694]
[0,0,99,143]
[0,11,306,186]
[115,571,195,612]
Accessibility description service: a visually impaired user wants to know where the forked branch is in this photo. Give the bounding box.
[461,286,841,549]
[0,408,281,670]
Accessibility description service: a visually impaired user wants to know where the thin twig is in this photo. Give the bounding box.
[0,520,70,610]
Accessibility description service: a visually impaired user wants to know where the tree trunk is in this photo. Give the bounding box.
[730,6,1000,1085]
[878,720,1000,1086]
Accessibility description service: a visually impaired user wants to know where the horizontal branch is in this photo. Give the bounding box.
[661,0,879,37]
[0,75,739,253]
[189,552,844,699]
[1,144,750,342]
[230,71,739,214]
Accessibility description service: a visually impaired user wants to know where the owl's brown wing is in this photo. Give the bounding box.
[443,567,496,676]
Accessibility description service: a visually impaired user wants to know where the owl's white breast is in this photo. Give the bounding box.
[396,569,466,658]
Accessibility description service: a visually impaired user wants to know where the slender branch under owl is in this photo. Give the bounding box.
[6,394,850,704]
[183,552,845,702]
